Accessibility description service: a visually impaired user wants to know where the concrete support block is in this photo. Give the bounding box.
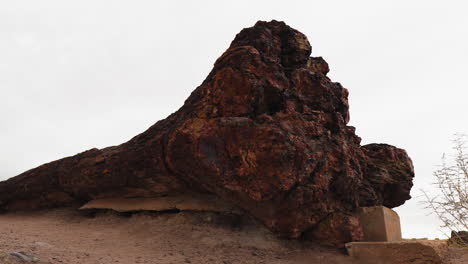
[358,206,402,242]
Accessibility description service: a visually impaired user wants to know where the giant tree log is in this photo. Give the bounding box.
[0,20,414,246]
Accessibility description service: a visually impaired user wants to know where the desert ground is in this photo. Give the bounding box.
[0,207,357,264]
[0,207,466,264]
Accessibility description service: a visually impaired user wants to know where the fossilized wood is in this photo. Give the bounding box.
[0,20,414,246]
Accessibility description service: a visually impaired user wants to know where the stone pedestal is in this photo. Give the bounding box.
[358,206,402,242]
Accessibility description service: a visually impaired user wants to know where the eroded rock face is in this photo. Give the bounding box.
[0,20,414,246]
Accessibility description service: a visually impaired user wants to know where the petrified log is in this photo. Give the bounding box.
[0,20,414,246]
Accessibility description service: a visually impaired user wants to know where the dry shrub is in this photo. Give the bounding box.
[422,134,468,246]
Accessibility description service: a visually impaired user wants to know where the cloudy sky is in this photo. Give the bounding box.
[1,0,467,239]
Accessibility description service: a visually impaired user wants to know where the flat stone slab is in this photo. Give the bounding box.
[79,194,242,214]
[358,206,402,242]
[346,241,447,264]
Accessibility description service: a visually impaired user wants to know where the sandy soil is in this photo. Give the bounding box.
[1,207,467,264]
[0,208,358,264]
[445,247,468,264]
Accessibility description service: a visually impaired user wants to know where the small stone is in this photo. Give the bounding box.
[9,251,39,262]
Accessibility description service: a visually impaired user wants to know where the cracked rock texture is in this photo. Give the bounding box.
[0,20,414,246]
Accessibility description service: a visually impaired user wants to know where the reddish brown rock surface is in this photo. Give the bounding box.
[0,20,414,246]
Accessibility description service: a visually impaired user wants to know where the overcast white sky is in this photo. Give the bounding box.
[1,0,467,239]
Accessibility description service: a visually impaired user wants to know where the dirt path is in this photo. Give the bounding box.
[0,208,355,264]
